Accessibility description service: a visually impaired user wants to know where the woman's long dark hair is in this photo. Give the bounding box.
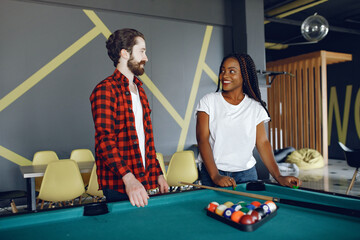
[216,53,270,118]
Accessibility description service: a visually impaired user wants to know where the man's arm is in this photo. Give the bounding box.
[123,172,149,207]
[90,83,131,177]
[90,83,150,206]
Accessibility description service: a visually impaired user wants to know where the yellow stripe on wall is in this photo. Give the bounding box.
[177,25,213,151]
[0,146,32,166]
[203,62,218,84]
[140,74,184,127]
[83,10,112,38]
[0,27,101,113]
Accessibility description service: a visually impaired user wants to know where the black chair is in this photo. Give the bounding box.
[338,142,360,195]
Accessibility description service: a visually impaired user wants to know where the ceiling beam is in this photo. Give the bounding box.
[265,16,360,35]
[264,0,328,24]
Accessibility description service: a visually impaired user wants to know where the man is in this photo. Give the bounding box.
[90,28,168,207]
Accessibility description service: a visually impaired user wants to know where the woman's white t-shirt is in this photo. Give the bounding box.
[195,92,270,172]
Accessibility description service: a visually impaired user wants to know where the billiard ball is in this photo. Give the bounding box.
[240,207,250,214]
[237,201,247,207]
[246,204,256,210]
[215,204,227,216]
[250,210,261,222]
[230,204,242,211]
[254,207,266,218]
[223,208,235,219]
[207,202,219,212]
[231,211,245,223]
[260,204,271,215]
[251,201,261,208]
[223,201,234,208]
[240,215,255,224]
[264,201,277,212]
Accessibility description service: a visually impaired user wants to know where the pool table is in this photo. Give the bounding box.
[1,183,360,240]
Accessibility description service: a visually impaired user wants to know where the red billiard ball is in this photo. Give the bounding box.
[250,210,261,222]
[240,215,255,224]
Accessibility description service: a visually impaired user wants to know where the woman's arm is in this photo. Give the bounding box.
[196,111,236,188]
[256,122,301,187]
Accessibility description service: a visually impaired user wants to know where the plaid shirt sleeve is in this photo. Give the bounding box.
[90,81,131,178]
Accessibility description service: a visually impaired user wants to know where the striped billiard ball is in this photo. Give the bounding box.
[215,204,227,216]
[207,202,219,212]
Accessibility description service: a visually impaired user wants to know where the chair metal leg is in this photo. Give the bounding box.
[346,168,358,195]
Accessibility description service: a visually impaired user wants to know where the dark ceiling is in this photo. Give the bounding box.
[263,0,360,48]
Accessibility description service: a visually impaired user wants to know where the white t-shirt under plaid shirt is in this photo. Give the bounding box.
[195,92,270,172]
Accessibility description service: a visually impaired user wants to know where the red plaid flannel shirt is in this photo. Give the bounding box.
[90,69,162,193]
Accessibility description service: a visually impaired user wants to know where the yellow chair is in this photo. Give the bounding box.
[156,152,167,180]
[86,165,104,202]
[70,149,95,187]
[166,150,198,187]
[70,149,95,162]
[32,151,59,192]
[37,159,85,209]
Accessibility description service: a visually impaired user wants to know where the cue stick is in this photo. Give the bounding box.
[180,182,360,218]
[179,182,274,201]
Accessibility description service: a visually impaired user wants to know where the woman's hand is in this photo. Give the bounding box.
[276,175,302,188]
[212,174,237,189]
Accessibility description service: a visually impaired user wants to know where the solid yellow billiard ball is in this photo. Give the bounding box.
[223,201,234,208]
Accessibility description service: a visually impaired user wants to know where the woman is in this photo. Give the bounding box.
[195,53,300,188]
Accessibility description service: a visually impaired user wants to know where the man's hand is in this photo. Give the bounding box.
[158,175,169,193]
[123,172,149,207]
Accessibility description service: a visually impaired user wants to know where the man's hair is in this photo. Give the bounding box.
[216,53,270,118]
[106,28,145,67]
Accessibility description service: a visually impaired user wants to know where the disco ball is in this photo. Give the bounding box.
[301,14,329,42]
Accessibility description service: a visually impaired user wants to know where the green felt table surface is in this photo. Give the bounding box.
[1,183,360,240]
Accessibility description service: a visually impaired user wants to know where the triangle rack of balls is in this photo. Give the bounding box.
[206,200,278,232]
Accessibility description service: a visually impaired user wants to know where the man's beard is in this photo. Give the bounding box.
[128,56,146,76]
